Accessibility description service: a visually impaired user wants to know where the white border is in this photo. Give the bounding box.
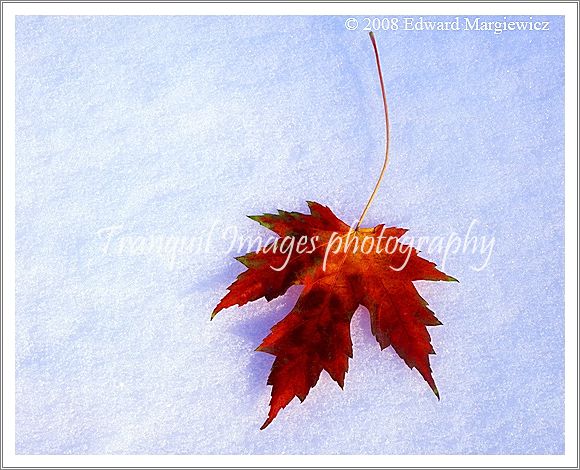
[2,2,577,468]
[0,1,577,15]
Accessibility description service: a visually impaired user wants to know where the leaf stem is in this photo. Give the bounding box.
[355,31,390,230]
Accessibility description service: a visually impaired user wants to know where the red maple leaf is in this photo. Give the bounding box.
[212,202,456,428]
[211,32,457,428]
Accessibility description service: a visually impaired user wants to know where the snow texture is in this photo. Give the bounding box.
[16,15,564,454]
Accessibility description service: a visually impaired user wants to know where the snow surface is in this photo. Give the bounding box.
[16,15,564,454]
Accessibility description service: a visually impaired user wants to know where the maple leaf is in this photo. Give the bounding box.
[212,201,457,429]
[211,32,457,428]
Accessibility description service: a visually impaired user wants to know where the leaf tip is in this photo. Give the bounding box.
[306,200,325,214]
[432,385,440,400]
[211,302,226,320]
[260,417,273,430]
[248,214,276,230]
[234,255,251,267]
[255,343,270,353]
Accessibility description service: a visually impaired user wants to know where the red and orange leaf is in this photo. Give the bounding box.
[212,201,457,428]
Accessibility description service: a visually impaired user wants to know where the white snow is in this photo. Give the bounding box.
[16,15,564,454]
